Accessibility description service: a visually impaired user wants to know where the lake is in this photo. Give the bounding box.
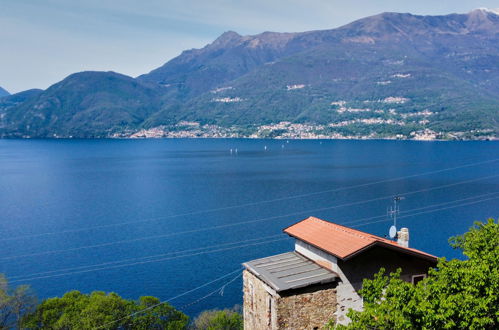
[0,139,498,317]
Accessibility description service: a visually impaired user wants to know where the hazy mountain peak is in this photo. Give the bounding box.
[243,31,297,48]
[466,8,499,32]
[209,30,297,50]
[338,11,429,39]
[211,31,242,47]
[336,9,499,39]
[473,8,499,16]
[0,86,9,97]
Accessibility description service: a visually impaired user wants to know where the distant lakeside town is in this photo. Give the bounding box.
[111,121,497,141]
[109,97,497,141]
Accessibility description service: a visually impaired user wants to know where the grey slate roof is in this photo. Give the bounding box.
[243,252,338,292]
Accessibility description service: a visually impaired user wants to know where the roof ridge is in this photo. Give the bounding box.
[310,216,377,241]
[286,216,438,262]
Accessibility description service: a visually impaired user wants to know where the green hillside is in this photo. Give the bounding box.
[1,10,498,139]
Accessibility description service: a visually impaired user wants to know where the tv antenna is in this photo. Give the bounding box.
[388,196,405,239]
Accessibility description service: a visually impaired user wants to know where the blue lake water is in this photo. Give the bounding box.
[0,139,498,318]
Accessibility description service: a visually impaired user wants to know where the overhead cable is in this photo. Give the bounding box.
[2,173,497,261]
[2,158,497,242]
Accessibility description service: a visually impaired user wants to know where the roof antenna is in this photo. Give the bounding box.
[388,196,404,239]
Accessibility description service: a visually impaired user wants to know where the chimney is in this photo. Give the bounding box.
[397,228,409,247]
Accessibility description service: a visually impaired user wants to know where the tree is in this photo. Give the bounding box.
[22,290,188,329]
[192,307,243,330]
[132,296,189,330]
[0,274,37,329]
[329,218,499,330]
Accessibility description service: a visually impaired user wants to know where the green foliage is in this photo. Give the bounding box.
[0,274,37,329]
[22,290,188,330]
[329,218,499,330]
[192,307,243,330]
[133,296,189,330]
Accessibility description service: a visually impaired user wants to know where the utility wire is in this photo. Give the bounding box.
[9,238,288,284]
[1,158,497,242]
[351,195,499,229]
[94,268,244,330]
[8,190,498,281]
[7,234,282,280]
[2,173,497,261]
[340,190,499,227]
[178,272,242,311]
[8,191,499,283]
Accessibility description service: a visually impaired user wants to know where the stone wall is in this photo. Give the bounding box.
[276,287,337,329]
[243,270,337,330]
[243,270,277,330]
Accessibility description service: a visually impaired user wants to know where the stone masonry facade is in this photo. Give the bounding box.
[276,287,337,329]
[243,270,337,329]
[243,270,275,330]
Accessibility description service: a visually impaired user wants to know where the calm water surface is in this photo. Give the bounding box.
[0,139,498,317]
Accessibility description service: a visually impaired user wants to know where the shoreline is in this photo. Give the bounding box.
[1,136,497,142]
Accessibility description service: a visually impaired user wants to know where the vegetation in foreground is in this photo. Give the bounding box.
[1,278,242,329]
[192,308,243,330]
[329,218,498,330]
[0,274,37,329]
[22,291,188,329]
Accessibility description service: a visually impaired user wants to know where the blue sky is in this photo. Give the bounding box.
[1,0,498,93]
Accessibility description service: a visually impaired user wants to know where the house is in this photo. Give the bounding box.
[242,216,438,329]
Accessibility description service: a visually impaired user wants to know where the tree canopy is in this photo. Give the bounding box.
[22,290,188,329]
[330,218,498,329]
[192,307,243,330]
[0,274,37,329]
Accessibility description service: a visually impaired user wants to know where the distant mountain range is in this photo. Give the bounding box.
[0,86,9,98]
[1,9,499,139]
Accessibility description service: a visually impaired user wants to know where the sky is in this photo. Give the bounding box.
[1,0,498,93]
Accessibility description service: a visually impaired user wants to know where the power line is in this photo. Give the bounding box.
[350,195,499,229]
[8,190,498,281]
[9,237,288,284]
[8,191,499,283]
[2,173,497,261]
[178,272,241,311]
[2,158,497,242]
[94,268,244,330]
[7,234,282,280]
[340,191,499,227]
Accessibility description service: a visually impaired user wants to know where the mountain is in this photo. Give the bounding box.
[0,72,165,138]
[2,9,499,139]
[0,86,9,98]
[141,9,499,138]
[0,88,43,112]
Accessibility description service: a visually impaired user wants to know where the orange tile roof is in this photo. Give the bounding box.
[284,217,438,262]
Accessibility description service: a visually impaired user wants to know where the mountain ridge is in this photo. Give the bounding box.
[2,10,499,139]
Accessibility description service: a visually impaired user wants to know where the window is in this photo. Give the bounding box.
[412,274,426,285]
